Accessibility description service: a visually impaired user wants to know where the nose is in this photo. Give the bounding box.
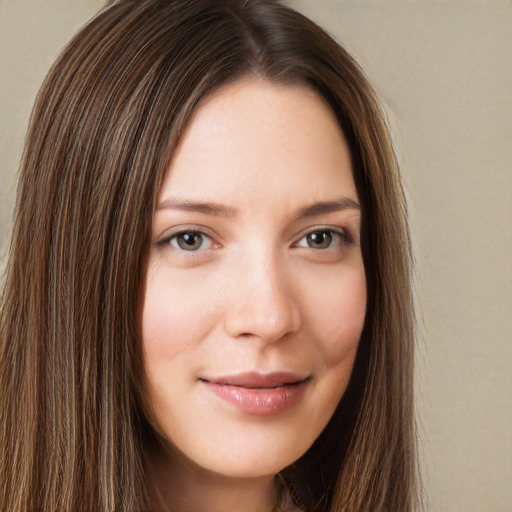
[223,252,301,343]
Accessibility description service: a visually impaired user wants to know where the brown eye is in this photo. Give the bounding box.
[295,229,346,250]
[170,231,212,251]
[306,231,333,249]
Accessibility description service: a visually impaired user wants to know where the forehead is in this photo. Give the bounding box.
[158,79,357,208]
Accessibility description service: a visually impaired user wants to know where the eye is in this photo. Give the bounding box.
[295,229,345,250]
[169,231,212,251]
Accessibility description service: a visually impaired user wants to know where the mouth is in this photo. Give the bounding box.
[199,371,311,416]
[203,371,309,388]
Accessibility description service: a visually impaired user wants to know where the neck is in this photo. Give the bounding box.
[147,444,279,512]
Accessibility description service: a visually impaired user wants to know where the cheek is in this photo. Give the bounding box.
[141,264,219,359]
[305,265,367,367]
[288,265,366,442]
[140,265,223,430]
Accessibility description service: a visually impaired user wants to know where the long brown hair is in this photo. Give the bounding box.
[0,1,419,510]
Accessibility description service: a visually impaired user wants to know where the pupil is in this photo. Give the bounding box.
[308,231,331,248]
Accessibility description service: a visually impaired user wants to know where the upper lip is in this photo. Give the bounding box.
[201,371,310,389]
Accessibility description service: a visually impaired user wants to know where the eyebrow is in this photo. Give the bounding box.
[155,196,360,218]
[156,197,238,216]
[297,197,360,218]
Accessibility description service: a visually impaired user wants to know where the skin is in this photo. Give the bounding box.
[141,79,367,512]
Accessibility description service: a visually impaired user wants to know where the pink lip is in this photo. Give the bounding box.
[201,372,310,417]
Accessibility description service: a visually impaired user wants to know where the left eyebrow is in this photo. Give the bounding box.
[297,197,361,218]
[155,197,239,217]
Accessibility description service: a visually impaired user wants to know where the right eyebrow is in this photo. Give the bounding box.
[155,196,239,217]
[296,197,361,219]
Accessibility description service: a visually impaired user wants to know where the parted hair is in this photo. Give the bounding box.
[0,1,419,511]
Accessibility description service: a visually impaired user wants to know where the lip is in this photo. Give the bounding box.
[200,371,310,417]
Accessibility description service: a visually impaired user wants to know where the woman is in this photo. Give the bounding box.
[0,1,418,511]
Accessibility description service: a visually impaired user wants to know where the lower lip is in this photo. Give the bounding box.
[203,380,309,416]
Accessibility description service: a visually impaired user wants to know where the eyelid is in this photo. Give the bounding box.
[156,224,215,241]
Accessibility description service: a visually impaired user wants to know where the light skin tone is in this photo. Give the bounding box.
[140,78,367,512]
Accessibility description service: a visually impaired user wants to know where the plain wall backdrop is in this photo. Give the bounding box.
[1,1,511,511]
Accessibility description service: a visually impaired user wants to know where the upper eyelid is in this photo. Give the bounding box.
[156,224,218,243]
[293,225,349,241]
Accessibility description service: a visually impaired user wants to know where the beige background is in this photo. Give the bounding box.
[1,1,511,511]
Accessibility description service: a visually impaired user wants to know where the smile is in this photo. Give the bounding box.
[200,372,311,417]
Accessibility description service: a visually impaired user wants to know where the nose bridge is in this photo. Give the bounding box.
[224,246,300,342]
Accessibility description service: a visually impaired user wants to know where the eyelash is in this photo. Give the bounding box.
[158,227,351,253]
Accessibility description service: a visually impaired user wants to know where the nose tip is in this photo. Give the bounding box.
[223,267,301,343]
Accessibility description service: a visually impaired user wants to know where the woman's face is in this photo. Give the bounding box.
[141,79,366,478]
